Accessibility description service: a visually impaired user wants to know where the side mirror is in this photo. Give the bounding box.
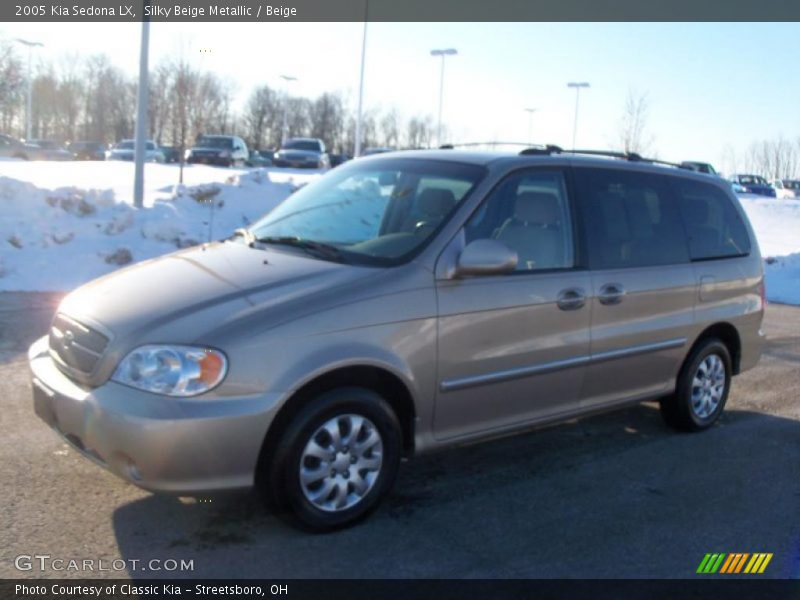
[455,239,518,277]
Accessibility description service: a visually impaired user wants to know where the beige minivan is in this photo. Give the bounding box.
[29,149,765,530]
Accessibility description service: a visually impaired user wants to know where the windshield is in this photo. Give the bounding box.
[282,140,321,152]
[786,180,800,190]
[196,136,233,149]
[739,175,767,185]
[248,158,486,266]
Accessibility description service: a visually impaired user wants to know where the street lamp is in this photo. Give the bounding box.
[523,107,537,145]
[354,2,369,158]
[430,48,458,147]
[14,38,44,141]
[132,20,150,209]
[567,82,590,150]
[280,74,298,145]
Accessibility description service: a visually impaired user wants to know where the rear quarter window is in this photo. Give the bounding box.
[672,179,751,261]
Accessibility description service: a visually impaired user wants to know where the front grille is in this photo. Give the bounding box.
[49,314,109,375]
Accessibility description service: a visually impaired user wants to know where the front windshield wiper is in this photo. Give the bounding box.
[253,236,347,263]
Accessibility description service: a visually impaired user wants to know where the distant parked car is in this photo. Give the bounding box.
[107,140,165,163]
[771,179,800,199]
[68,141,107,161]
[728,174,776,197]
[186,135,248,167]
[273,138,329,169]
[0,134,39,160]
[329,153,351,168]
[246,150,273,167]
[159,145,181,163]
[681,161,718,176]
[28,140,73,161]
[363,147,395,156]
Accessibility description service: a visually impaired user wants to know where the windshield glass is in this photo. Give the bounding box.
[739,175,767,185]
[787,180,800,190]
[248,158,485,266]
[282,140,321,152]
[196,136,233,149]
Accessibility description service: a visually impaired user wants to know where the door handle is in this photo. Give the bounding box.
[556,287,586,311]
[598,283,625,305]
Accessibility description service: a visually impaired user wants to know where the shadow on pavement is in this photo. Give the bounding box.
[112,405,800,579]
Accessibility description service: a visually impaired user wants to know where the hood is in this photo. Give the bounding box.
[59,241,375,346]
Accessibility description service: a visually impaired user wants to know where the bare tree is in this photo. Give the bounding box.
[745,137,799,179]
[0,42,26,135]
[309,92,346,151]
[406,115,434,149]
[379,108,400,148]
[617,89,655,155]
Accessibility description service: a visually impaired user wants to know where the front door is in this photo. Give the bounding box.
[434,168,592,440]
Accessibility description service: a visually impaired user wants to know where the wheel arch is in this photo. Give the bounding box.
[688,322,742,374]
[255,364,417,486]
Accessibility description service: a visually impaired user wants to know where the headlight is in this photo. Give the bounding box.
[112,345,227,397]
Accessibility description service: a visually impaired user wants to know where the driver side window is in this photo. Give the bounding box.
[464,169,574,271]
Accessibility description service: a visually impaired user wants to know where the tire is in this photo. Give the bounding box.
[261,387,402,532]
[660,338,732,432]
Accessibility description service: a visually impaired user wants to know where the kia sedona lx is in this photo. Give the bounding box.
[29,149,765,531]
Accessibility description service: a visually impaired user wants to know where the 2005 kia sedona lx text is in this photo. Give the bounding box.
[29,149,765,531]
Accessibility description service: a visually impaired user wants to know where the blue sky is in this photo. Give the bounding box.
[5,21,799,168]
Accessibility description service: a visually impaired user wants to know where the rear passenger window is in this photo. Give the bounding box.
[672,180,751,260]
[574,168,689,269]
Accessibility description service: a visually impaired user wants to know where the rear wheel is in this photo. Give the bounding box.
[660,338,732,432]
[261,387,402,532]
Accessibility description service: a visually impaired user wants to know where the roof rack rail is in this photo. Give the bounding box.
[517,146,692,170]
[519,144,563,156]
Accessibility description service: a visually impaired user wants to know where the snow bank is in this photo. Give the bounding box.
[764,254,800,305]
[736,194,800,305]
[0,164,797,305]
[0,168,303,291]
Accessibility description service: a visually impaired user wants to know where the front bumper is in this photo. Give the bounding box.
[29,336,283,494]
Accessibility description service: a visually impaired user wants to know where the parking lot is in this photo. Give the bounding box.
[1,292,798,579]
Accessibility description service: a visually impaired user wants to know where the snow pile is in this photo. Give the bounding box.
[0,163,797,306]
[764,254,800,305]
[736,194,800,305]
[0,169,301,291]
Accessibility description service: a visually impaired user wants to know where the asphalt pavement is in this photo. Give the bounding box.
[1,293,798,579]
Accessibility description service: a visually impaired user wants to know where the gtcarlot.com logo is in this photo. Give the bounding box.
[696,552,773,574]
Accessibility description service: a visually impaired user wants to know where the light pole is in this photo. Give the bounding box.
[279,74,298,145]
[567,82,590,150]
[14,38,44,141]
[430,48,457,147]
[524,107,537,145]
[132,19,150,209]
[354,2,368,157]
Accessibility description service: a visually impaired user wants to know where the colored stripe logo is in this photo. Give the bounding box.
[697,553,773,574]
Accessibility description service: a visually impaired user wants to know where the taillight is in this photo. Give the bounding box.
[758,279,766,307]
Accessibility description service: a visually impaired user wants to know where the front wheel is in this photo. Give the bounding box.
[660,338,732,432]
[262,387,402,532]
